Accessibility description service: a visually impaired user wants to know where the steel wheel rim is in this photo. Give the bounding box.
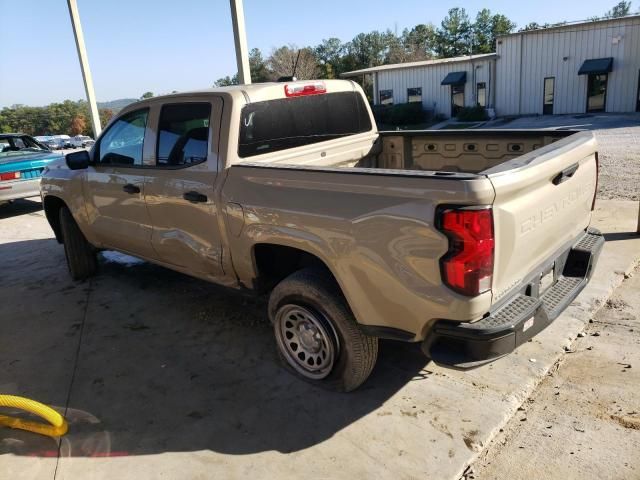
[275,304,338,380]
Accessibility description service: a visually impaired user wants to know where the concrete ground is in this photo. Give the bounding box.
[473,265,640,480]
[0,198,638,480]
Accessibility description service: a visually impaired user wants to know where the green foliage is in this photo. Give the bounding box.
[140,91,154,99]
[213,75,238,87]
[435,8,473,57]
[373,103,427,126]
[455,106,489,121]
[0,101,113,137]
[605,1,632,17]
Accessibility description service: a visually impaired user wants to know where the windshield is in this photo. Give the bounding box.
[0,135,48,156]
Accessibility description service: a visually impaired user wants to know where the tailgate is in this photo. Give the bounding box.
[488,132,598,305]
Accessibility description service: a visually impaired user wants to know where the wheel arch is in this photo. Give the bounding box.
[43,195,68,243]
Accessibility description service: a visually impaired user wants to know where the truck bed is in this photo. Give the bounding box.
[367,129,576,174]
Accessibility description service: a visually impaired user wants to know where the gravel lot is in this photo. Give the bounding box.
[490,113,640,201]
[594,126,640,201]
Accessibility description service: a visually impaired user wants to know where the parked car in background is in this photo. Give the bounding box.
[70,135,94,148]
[0,133,62,204]
[54,135,72,149]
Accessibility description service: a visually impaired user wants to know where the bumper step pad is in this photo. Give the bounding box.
[423,229,605,369]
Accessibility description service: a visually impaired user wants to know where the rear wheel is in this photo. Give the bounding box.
[59,207,97,280]
[269,268,378,392]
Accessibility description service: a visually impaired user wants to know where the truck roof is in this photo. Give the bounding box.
[128,79,360,109]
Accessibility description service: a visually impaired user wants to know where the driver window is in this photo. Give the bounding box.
[97,109,148,166]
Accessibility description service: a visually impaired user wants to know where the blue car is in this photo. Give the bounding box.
[0,133,63,203]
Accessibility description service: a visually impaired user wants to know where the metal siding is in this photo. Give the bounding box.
[496,17,640,115]
[375,58,495,118]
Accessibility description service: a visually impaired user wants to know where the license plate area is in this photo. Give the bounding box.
[539,264,555,294]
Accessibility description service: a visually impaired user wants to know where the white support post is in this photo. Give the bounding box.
[67,0,101,136]
[229,0,251,85]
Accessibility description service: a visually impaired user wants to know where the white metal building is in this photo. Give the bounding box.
[342,54,498,118]
[495,15,640,115]
[342,15,640,118]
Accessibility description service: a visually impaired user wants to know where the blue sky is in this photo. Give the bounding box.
[0,0,628,107]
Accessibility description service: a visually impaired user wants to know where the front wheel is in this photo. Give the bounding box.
[268,268,378,392]
[59,207,97,280]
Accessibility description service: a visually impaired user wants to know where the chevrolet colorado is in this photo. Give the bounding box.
[41,80,603,391]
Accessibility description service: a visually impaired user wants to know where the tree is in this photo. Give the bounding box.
[490,14,516,50]
[249,48,272,82]
[395,24,438,62]
[268,45,319,80]
[140,91,154,99]
[605,1,632,17]
[70,115,86,135]
[436,8,472,57]
[213,75,238,87]
[314,38,346,78]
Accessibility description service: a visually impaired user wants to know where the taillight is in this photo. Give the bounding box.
[592,152,599,211]
[0,171,21,181]
[284,81,326,97]
[438,207,494,296]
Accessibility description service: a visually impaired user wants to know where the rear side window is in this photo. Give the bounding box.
[157,103,211,166]
[238,91,372,158]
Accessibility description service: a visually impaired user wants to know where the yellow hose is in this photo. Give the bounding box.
[0,395,68,437]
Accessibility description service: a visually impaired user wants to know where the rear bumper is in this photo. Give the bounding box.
[0,179,41,202]
[422,228,604,369]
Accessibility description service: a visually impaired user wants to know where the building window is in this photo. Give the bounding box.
[543,77,555,115]
[587,73,608,113]
[407,87,422,103]
[476,82,486,107]
[451,85,464,117]
[379,90,393,105]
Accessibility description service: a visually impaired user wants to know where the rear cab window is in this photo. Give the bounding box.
[238,91,372,158]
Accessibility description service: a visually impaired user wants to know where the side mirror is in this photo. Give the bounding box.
[66,150,91,170]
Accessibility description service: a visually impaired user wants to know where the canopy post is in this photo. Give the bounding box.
[66,0,101,137]
[229,0,251,85]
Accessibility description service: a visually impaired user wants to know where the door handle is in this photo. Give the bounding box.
[183,191,208,203]
[552,163,579,185]
[123,183,141,194]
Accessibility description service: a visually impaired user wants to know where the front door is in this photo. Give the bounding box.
[636,70,640,112]
[543,77,555,115]
[143,98,225,279]
[587,73,608,113]
[451,85,464,117]
[84,108,157,259]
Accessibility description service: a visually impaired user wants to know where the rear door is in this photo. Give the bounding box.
[487,133,598,304]
[143,97,226,278]
[84,108,157,259]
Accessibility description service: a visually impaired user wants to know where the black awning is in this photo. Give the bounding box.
[441,71,467,85]
[578,58,613,75]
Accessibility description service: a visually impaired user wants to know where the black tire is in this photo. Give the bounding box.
[59,207,97,280]
[268,268,378,392]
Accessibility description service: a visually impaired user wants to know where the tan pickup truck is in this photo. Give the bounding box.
[41,79,603,391]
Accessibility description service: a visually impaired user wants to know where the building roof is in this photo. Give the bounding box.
[340,53,497,78]
[497,14,640,38]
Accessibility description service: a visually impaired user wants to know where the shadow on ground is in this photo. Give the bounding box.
[0,199,42,219]
[0,238,430,459]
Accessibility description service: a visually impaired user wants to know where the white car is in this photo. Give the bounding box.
[70,135,94,148]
